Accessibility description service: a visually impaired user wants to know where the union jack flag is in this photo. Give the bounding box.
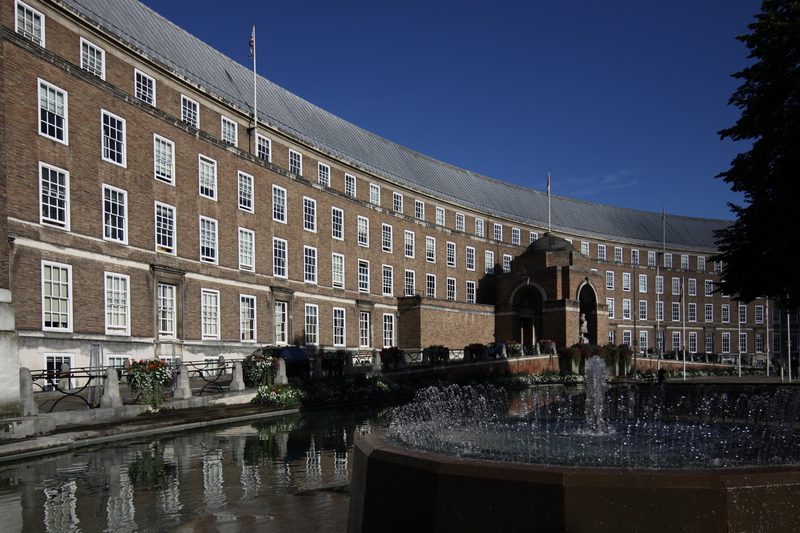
[248,26,255,60]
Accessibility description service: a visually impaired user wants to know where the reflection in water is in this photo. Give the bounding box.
[0,404,390,533]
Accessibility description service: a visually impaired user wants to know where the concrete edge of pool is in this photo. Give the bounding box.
[348,430,800,533]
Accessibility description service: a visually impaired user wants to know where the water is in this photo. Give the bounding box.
[0,404,392,533]
[387,383,800,469]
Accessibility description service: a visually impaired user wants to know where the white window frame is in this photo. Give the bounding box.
[475,218,484,237]
[494,223,503,241]
[598,244,606,261]
[435,206,445,226]
[648,251,657,266]
[705,303,714,323]
[42,261,72,332]
[631,249,640,265]
[332,253,345,288]
[656,275,664,294]
[455,213,465,232]
[333,307,346,346]
[303,246,318,284]
[134,69,156,105]
[415,200,425,220]
[638,274,647,293]
[154,201,176,254]
[101,109,126,167]
[238,228,255,271]
[102,184,127,244]
[681,255,690,270]
[381,223,393,253]
[345,173,356,197]
[426,236,436,263]
[466,246,475,271]
[16,1,45,46]
[154,135,175,184]
[304,304,319,345]
[607,298,615,319]
[39,162,69,230]
[382,265,393,296]
[446,277,456,301]
[331,206,344,240]
[157,283,176,338]
[404,270,415,297]
[181,94,199,128]
[614,247,623,263]
[606,271,614,290]
[237,171,254,212]
[199,216,218,264]
[466,280,476,303]
[318,162,331,187]
[357,216,369,247]
[358,260,370,293]
[404,230,415,258]
[303,197,317,232]
[201,289,221,340]
[359,311,371,348]
[289,149,302,175]
[672,302,681,322]
[688,302,697,322]
[503,254,512,273]
[722,304,730,323]
[80,37,105,79]
[257,133,271,162]
[485,250,494,274]
[688,278,697,297]
[240,295,257,342]
[382,314,395,348]
[513,228,522,246]
[581,242,590,255]
[272,185,287,223]
[198,155,217,200]
[446,242,456,267]
[369,183,381,205]
[622,299,631,320]
[221,115,237,146]
[38,79,67,144]
[393,192,403,213]
[664,253,673,268]
[622,272,631,291]
[426,273,436,298]
[274,301,288,345]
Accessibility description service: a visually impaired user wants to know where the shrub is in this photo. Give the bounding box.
[427,345,449,365]
[242,352,278,388]
[127,359,174,409]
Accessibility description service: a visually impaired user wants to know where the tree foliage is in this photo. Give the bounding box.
[714,0,800,308]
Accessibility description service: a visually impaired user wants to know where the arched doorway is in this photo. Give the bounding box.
[513,285,544,348]
[577,282,599,345]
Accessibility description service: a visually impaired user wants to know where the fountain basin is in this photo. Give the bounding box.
[348,430,800,533]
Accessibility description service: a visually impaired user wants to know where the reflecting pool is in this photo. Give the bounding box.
[0,404,392,533]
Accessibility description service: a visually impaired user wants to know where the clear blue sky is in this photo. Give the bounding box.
[139,0,761,221]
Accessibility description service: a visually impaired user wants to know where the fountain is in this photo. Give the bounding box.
[348,364,800,532]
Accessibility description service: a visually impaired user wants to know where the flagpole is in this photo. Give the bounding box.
[250,25,258,153]
[682,276,686,380]
[547,172,551,233]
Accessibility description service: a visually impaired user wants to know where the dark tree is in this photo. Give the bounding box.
[714,0,800,308]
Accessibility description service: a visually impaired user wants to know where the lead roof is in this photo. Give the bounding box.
[57,0,731,252]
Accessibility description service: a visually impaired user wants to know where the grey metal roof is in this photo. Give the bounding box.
[59,0,730,252]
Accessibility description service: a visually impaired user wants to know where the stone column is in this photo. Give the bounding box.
[274,357,288,386]
[172,363,193,400]
[19,367,38,416]
[0,289,22,417]
[229,361,245,391]
[100,366,122,408]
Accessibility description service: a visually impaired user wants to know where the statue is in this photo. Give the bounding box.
[579,313,589,344]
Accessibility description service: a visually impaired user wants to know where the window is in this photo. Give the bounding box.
[503,254,512,273]
[332,253,344,288]
[345,174,356,197]
[382,224,393,252]
[39,80,67,143]
[255,133,271,161]
[623,331,632,345]
[133,69,156,105]
[639,300,648,320]
[722,304,730,323]
[688,303,697,322]
[630,250,640,265]
[426,274,436,298]
[446,242,456,267]
[104,273,129,335]
[672,277,680,295]
[101,110,126,166]
[706,332,715,353]
[404,230,415,258]
[357,216,369,246]
[435,207,445,226]
[154,135,175,184]
[739,332,748,353]
[622,299,631,320]
[383,314,395,348]
[358,260,370,293]
[305,304,318,345]
[303,197,317,232]
[155,202,175,254]
[705,304,713,323]
[466,281,476,303]
[16,1,44,45]
[333,308,346,346]
[673,332,681,352]
[513,228,522,246]
[688,278,697,297]
[664,253,673,268]
[609,331,616,344]
[382,265,393,296]
[181,95,199,127]
[272,186,286,223]
[722,332,731,353]
[581,242,590,255]
[648,251,656,266]
[638,274,647,293]
[614,247,623,262]
[42,261,72,331]
[606,271,614,290]
[221,116,237,146]
[272,238,287,278]
[239,171,253,213]
[289,149,302,174]
[494,223,503,241]
[756,333,764,353]
[369,183,381,205]
[426,236,436,262]
[359,312,371,347]
[755,305,764,324]
[475,218,484,237]
[689,332,698,353]
[274,301,288,345]
[705,279,714,297]
[157,283,176,338]
[672,302,681,322]
[238,228,254,271]
[485,251,495,274]
[656,301,664,322]
[456,213,465,232]
[640,331,649,352]
[199,217,218,263]
[240,295,256,341]
[773,332,781,354]
[622,272,631,291]
[697,256,706,271]
[80,37,105,79]
[739,304,747,323]
[393,192,403,213]
[201,289,220,339]
[404,270,415,296]
[103,184,126,243]
[607,298,615,319]
[303,246,317,283]
[415,200,425,220]
[198,156,217,199]
[656,276,664,294]
[466,246,475,271]
[681,255,689,270]
[40,163,69,229]
[714,261,723,273]
[598,244,606,261]
[331,207,344,240]
[318,163,330,187]
[447,278,456,301]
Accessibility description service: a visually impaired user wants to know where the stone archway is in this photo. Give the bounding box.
[577,281,599,345]
[513,285,545,348]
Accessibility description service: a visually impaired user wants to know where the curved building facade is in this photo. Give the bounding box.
[1,0,794,376]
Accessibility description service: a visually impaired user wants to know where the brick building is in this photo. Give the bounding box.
[1,0,797,378]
